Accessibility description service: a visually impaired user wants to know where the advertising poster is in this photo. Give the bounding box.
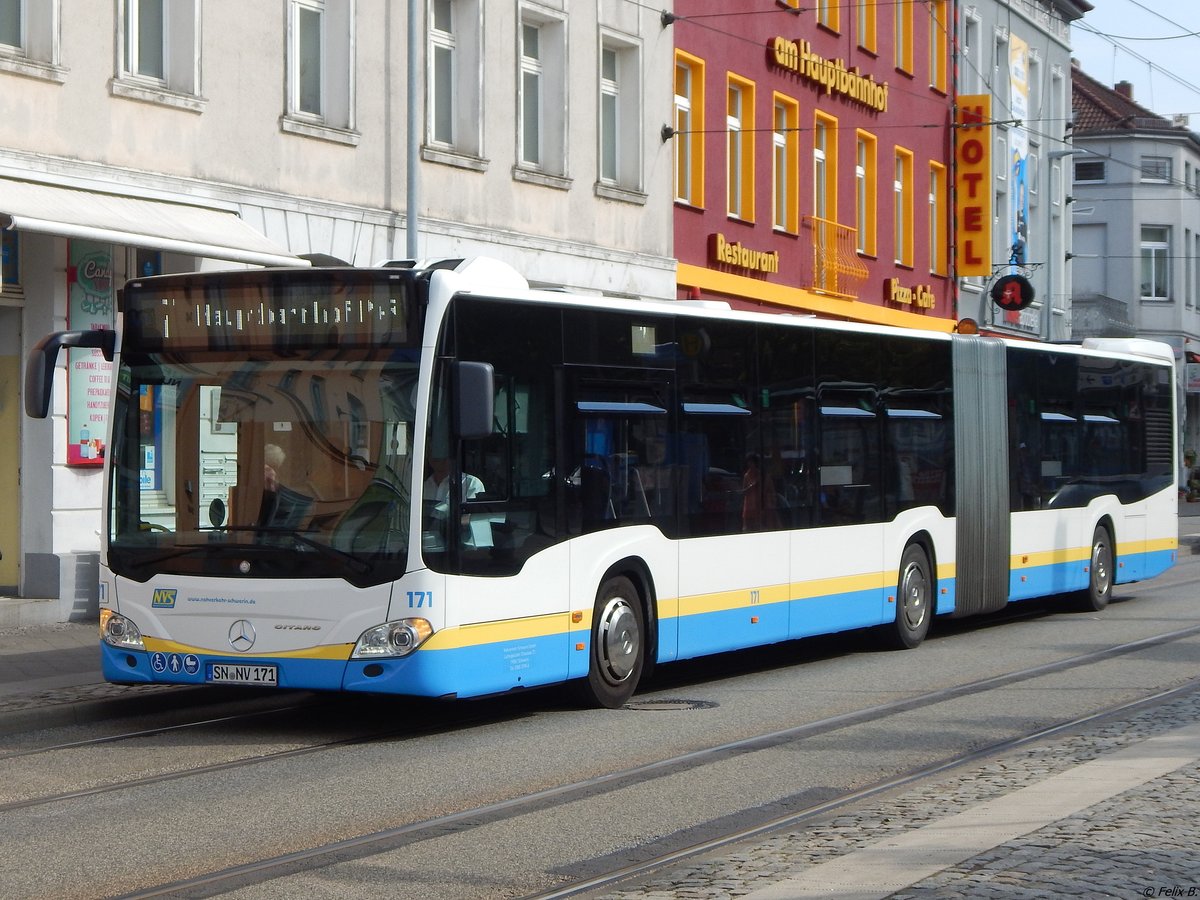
[67,241,115,467]
[1009,34,1030,266]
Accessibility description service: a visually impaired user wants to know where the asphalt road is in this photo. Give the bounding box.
[1,537,1198,898]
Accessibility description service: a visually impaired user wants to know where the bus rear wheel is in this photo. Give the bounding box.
[1074,525,1113,612]
[882,544,932,650]
[579,575,644,709]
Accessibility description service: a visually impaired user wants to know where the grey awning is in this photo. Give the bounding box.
[0,178,306,268]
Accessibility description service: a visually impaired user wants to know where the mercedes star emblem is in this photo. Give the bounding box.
[228,619,256,652]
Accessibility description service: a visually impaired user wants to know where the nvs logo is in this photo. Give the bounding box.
[151,589,178,608]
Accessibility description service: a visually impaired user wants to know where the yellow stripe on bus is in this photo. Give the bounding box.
[1011,547,1088,570]
[422,612,571,650]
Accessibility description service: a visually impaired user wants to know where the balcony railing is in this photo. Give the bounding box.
[804,215,869,299]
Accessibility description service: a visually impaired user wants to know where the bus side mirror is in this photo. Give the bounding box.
[454,360,494,440]
[25,329,116,419]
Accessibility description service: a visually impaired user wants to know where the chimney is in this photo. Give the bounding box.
[1115,81,1134,99]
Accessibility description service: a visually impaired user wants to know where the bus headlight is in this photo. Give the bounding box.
[352,619,433,659]
[100,608,145,651]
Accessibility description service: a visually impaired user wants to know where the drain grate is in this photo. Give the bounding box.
[623,698,718,711]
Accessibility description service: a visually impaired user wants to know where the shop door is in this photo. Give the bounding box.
[0,308,19,592]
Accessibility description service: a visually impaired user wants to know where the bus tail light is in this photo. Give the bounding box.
[352,619,433,659]
[100,608,145,651]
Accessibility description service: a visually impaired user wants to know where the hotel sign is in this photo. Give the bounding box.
[769,38,889,113]
[955,95,992,277]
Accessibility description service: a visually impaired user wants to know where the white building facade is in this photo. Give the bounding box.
[954,0,1087,340]
[0,0,675,615]
[1069,68,1200,460]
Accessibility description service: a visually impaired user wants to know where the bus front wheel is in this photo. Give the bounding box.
[579,575,645,709]
[883,544,933,650]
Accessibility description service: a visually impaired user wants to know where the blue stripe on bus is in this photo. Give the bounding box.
[1007,548,1175,603]
[1119,547,1175,584]
[342,631,571,698]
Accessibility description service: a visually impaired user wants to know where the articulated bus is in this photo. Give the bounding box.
[26,259,1178,707]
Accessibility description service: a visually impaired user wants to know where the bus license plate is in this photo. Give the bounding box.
[208,663,278,686]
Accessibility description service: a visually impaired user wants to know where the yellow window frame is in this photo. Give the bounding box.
[857,0,877,54]
[929,0,948,93]
[929,161,947,275]
[894,146,914,267]
[856,130,877,257]
[674,50,705,208]
[727,72,756,222]
[813,110,839,223]
[773,93,800,234]
[894,0,913,74]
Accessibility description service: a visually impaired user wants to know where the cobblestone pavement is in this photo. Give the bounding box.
[595,688,1200,900]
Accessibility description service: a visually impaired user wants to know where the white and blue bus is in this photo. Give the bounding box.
[26,259,1179,707]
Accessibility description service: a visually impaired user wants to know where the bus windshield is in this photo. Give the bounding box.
[107,269,423,587]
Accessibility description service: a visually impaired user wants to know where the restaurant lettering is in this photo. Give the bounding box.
[709,233,780,274]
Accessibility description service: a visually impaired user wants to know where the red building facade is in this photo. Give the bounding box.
[672,0,956,330]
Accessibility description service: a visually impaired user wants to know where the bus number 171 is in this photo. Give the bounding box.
[407,591,434,608]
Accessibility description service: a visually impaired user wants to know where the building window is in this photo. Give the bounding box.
[817,0,839,32]
[929,161,947,275]
[1194,233,1200,306]
[518,8,566,177]
[428,0,481,156]
[894,147,913,266]
[1141,226,1170,300]
[295,1,321,114]
[600,47,618,182]
[124,0,164,80]
[993,30,1009,112]
[520,22,542,165]
[430,0,455,144]
[1141,156,1172,183]
[1028,150,1039,206]
[598,33,642,193]
[0,0,21,49]
[856,131,877,256]
[928,0,947,93]
[114,0,198,100]
[674,51,705,207]
[0,0,64,82]
[857,0,876,54]
[813,112,838,223]
[894,0,913,73]
[284,0,355,137]
[961,14,981,94]
[1074,159,1105,183]
[727,75,755,221]
[773,95,799,233]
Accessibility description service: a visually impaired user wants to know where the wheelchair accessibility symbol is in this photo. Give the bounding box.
[150,652,168,673]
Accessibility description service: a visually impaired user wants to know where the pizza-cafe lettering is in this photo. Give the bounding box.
[885,278,935,309]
